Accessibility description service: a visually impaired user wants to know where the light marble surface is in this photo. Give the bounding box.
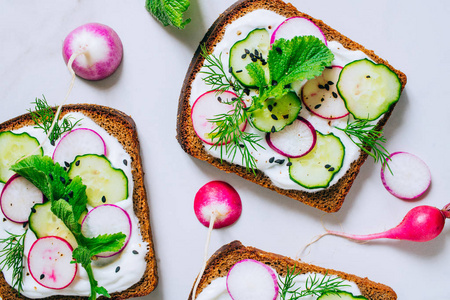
[0,0,449,299]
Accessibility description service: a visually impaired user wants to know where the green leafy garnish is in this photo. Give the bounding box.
[11,155,126,300]
[145,0,191,29]
[29,96,81,146]
[0,230,27,295]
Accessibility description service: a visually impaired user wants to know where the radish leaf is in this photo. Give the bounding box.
[146,0,191,29]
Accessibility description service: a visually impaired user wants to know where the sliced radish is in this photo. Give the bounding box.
[381,152,431,200]
[191,91,247,145]
[81,204,132,257]
[0,174,44,223]
[226,259,278,300]
[266,117,316,158]
[271,16,327,45]
[52,128,106,167]
[302,66,349,119]
[28,236,77,290]
[62,23,123,81]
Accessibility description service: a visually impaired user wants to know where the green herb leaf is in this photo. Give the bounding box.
[0,230,27,295]
[145,0,191,29]
[246,62,267,89]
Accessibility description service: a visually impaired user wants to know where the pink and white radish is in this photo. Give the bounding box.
[52,128,107,167]
[226,259,278,300]
[0,174,44,223]
[381,152,431,200]
[62,23,123,81]
[81,204,132,257]
[266,117,316,158]
[271,16,327,45]
[28,236,77,290]
[191,91,247,145]
[192,181,242,299]
[302,66,349,119]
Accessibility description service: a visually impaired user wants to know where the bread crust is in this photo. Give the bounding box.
[176,0,407,213]
[0,104,158,299]
[188,240,397,300]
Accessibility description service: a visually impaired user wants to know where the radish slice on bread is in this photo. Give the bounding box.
[226,259,278,300]
[271,16,327,45]
[0,174,44,223]
[28,236,77,290]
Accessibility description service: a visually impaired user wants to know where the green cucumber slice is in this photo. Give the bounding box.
[318,291,367,300]
[68,154,128,207]
[250,92,302,133]
[29,201,78,248]
[337,58,401,120]
[0,131,43,183]
[289,131,344,189]
[229,28,270,87]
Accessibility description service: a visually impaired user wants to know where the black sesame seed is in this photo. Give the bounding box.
[236,70,243,73]
[40,274,45,280]
[273,102,277,107]
[314,104,322,109]
[328,81,334,85]
[245,49,250,54]
[325,164,331,169]
[268,104,273,112]
[123,159,128,166]
[75,160,80,166]
[332,92,338,98]
[239,143,245,148]
[115,266,120,273]
[229,66,233,73]
[254,49,259,56]
[64,196,69,202]
[275,47,282,54]
[60,176,66,184]
[271,126,276,133]
[23,222,27,228]
[50,140,55,146]
[243,88,250,96]
[68,191,74,197]
[251,57,257,62]
[231,97,237,101]
[3,218,6,222]
[325,66,333,69]
[328,167,335,172]
[271,114,278,120]
[366,75,371,78]
[132,250,139,255]
[321,97,325,102]
[284,84,291,89]
[286,162,292,167]
[102,196,107,203]
[324,84,329,91]
[283,114,289,119]
[49,173,53,181]
[275,159,285,164]
[241,53,247,59]
[269,157,275,163]
[217,96,222,103]
[249,53,255,59]
[261,61,267,66]
[272,80,278,86]
[318,84,325,89]
[64,161,70,168]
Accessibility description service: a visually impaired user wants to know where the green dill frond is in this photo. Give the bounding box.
[0,230,27,294]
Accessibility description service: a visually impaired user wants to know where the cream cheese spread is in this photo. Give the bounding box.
[190,9,370,192]
[0,112,148,298]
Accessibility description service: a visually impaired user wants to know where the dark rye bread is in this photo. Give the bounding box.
[0,104,157,299]
[189,240,396,300]
[176,0,407,213]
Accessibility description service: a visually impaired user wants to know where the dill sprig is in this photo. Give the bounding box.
[278,267,350,299]
[28,96,81,146]
[0,230,27,294]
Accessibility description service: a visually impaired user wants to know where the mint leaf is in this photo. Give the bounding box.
[246,62,267,89]
[146,0,191,29]
[81,233,126,257]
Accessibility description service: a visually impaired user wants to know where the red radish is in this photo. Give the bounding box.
[302,66,349,119]
[266,117,316,158]
[271,16,327,45]
[62,23,123,80]
[81,204,132,257]
[191,91,247,145]
[0,174,44,223]
[381,152,431,200]
[28,236,77,290]
[226,259,278,300]
[53,128,107,167]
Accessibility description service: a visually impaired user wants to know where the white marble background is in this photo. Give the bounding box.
[0,0,449,299]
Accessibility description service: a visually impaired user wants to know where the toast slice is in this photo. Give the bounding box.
[0,104,157,299]
[189,240,396,300]
[176,0,407,213]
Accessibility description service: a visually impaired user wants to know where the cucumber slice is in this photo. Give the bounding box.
[229,28,270,87]
[250,92,302,133]
[0,131,43,183]
[68,154,128,207]
[289,131,345,189]
[318,291,367,300]
[29,201,78,249]
[337,59,401,121]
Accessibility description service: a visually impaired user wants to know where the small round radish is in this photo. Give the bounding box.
[62,23,123,80]
[191,91,247,146]
[81,204,132,257]
[0,174,44,223]
[271,16,327,45]
[226,259,278,300]
[266,117,316,158]
[53,128,107,168]
[302,66,349,119]
[381,152,431,200]
[194,181,242,229]
[28,236,77,290]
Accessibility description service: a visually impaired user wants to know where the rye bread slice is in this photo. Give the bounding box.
[0,104,157,299]
[188,240,397,300]
[176,0,407,213]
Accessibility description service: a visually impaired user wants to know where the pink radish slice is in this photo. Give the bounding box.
[81,204,132,257]
[266,117,316,158]
[271,16,327,45]
[52,128,106,167]
[226,259,278,300]
[302,66,349,119]
[0,174,44,223]
[191,91,247,146]
[381,152,431,200]
[194,181,242,229]
[62,23,123,80]
[28,236,77,289]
